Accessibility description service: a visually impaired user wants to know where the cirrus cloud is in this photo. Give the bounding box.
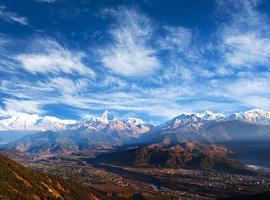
[16,39,95,77]
[100,7,160,77]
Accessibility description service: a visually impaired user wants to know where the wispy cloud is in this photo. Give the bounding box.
[15,38,95,77]
[100,7,160,77]
[0,5,28,25]
[158,26,192,52]
[217,0,270,68]
[223,33,270,67]
[0,1,270,123]
[0,99,43,117]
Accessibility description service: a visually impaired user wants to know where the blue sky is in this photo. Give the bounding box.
[0,0,270,124]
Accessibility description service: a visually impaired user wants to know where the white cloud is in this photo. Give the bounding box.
[0,78,92,119]
[0,6,28,25]
[16,39,95,76]
[217,0,270,68]
[100,75,128,88]
[2,2,270,123]
[0,99,43,117]
[224,77,270,110]
[227,77,270,96]
[101,8,160,77]
[49,77,89,95]
[223,33,270,67]
[158,26,192,51]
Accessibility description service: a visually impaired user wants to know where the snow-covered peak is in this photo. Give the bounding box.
[68,113,150,138]
[38,116,77,125]
[196,111,225,121]
[126,117,144,126]
[0,113,76,131]
[0,113,41,131]
[164,111,225,129]
[229,108,270,125]
[87,110,118,124]
[34,116,77,131]
[100,110,117,122]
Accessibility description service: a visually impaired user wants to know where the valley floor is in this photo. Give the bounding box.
[24,155,270,200]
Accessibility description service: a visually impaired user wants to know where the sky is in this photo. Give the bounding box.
[0,0,270,124]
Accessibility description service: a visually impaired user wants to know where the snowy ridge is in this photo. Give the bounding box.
[165,111,225,129]
[163,109,270,129]
[69,111,149,138]
[229,108,270,125]
[0,111,148,137]
[0,113,77,131]
[1,108,270,132]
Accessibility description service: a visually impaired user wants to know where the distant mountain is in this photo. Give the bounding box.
[0,113,76,132]
[0,111,151,151]
[2,109,270,156]
[202,120,270,141]
[95,143,252,174]
[229,109,270,125]
[134,115,270,145]
[0,153,104,200]
[69,111,151,139]
[0,111,150,136]
[6,113,152,155]
[0,131,31,145]
[164,111,224,130]
[6,131,79,155]
[2,109,270,132]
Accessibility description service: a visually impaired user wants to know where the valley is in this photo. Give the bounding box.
[1,109,270,199]
[8,152,270,200]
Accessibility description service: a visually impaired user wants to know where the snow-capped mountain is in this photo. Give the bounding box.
[137,109,270,146]
[164,109,270,130]
[229,109,270,125]
[1,109,270,133]
[86,110,118,124]
[196,111,225,121]
[3,109,270,155]
[164,111,225,129]
[69,111,150,138]
[0,111,151,149]
[0,113,77,131]
[4,111,152,154]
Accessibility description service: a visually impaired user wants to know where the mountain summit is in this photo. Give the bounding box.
[164,111,225,129]
[229,109,270,125]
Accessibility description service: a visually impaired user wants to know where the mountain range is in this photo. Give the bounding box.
[1,109,270,156]
[0,113,77,132]
[1,109,270,131]
[1,109,270,132]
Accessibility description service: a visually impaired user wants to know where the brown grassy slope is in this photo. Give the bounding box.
[0,154,104,200]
